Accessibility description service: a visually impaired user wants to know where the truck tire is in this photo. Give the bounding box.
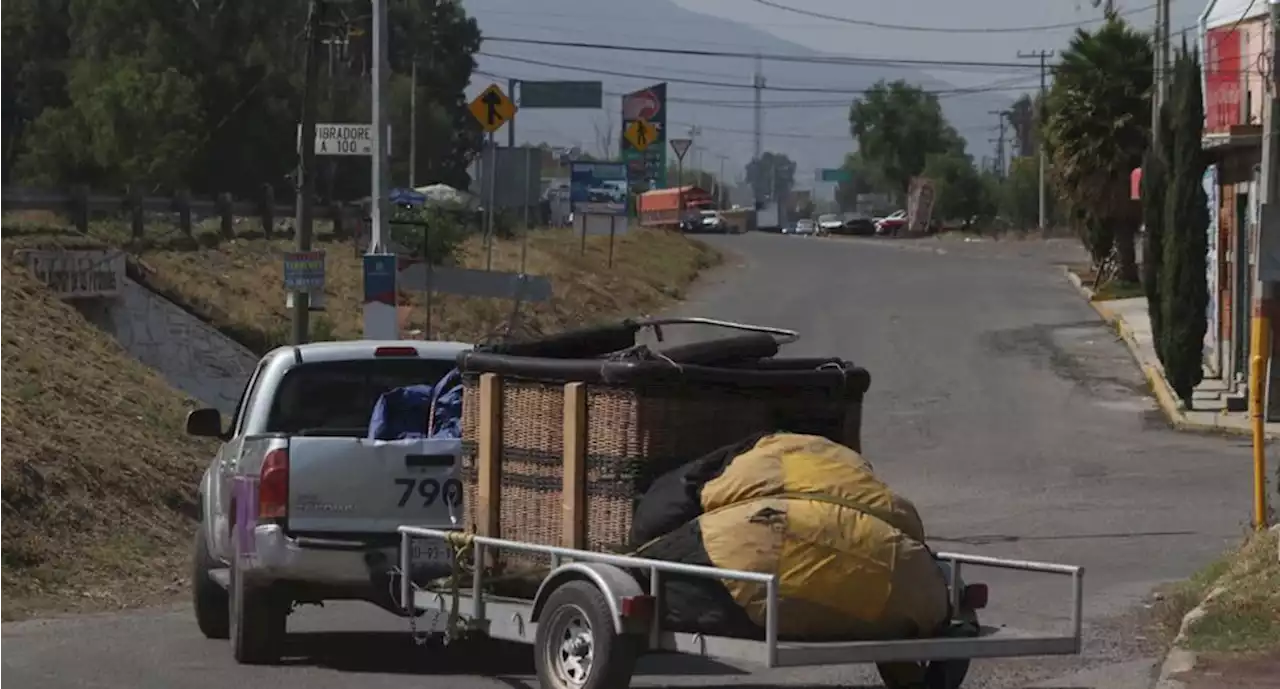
[534,580,639,689]
[192,525,230,639]
[228,530,288,664]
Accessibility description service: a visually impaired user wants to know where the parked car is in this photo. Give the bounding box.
[838,214,876,236]
[875,209,908,236]
[817,214,843,236]
[187,340,470,664]
[784,218,818,236]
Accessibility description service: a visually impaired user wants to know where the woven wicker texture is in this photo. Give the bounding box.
[460,373,861,575]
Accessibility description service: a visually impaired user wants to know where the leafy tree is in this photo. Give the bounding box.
[834,152,890,212]
[1142,100,1173,365]
[5,0,482,199]
[2,0,73,184]
[1006,94,1042,158]
[1160,46,1210,406]
[1042,11,1152,282]
[745,151,796,204]
[920,152,992,224]
[848,80,964,198]
[1001,156,1042,230]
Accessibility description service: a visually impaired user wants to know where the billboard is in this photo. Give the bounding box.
[620,83,667,193]
[1204,26,1242,134]
[570,161,629,216]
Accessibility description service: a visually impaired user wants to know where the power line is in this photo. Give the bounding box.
[480,53,1041,95]
[480,36,1046,71]
[747,0,1157,33]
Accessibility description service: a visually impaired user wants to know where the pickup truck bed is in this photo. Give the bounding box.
[186,339,471,664]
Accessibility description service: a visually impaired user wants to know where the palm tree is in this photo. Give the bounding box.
[1042,10,1152,283]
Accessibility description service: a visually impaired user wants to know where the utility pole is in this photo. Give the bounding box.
[409,58,418,188]
[1151,0,1171,140]
[292,0,323,345]
[988,110,1009,179]
[508,78,519,148]
[717,154,728,208]
[752,53,764,205]
[1018,49,1055,229]
[687,124,702,183]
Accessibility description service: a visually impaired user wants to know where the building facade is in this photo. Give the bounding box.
[1200,0,1269,413]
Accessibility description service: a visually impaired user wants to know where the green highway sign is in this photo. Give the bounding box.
[819,168,852,183]
[519,81,603,109]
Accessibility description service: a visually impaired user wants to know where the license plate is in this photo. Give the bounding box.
[411,538,453,567]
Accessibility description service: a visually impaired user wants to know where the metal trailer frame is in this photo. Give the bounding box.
[398,526,1084,673]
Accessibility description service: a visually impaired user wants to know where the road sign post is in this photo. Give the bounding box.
[670,138,692,222]
[469,83,517,272]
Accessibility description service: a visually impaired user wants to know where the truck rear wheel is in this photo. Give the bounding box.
[228,530,288,664]
[192,525,229,639]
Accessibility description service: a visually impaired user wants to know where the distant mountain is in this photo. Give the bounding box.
[462,0,1012,188]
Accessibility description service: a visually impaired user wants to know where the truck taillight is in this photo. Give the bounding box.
[259,449,289,520]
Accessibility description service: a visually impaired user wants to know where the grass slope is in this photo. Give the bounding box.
[1,260,216,620]
[135,228,720,354]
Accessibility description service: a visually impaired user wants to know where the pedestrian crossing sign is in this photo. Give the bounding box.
[624,119,658,151]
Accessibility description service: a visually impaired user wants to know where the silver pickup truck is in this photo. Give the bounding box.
[185,339,470,664]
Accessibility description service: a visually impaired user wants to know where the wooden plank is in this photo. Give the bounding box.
[476,373,503,544]
[561,382,587,549]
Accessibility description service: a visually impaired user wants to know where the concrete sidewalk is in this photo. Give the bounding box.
[1065,270,1280,438]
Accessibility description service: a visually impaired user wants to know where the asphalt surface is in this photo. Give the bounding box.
[3,232,1255,689]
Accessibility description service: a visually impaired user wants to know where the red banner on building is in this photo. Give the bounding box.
[1204,26,1242,134]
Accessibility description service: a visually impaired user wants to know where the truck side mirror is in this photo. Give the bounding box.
[186,408,225,438]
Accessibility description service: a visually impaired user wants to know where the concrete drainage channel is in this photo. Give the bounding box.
[75,275,257,416]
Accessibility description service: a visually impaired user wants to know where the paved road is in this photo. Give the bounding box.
[3,232,1254,689]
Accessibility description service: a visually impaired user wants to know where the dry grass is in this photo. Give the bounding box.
[1,260,218,620]
[1184,529,1280,654]
[1148,552,1235,646]
[75,224,719,355]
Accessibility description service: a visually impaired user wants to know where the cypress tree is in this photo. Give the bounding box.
[1160,47,1210,406]
[1141,102,1170,365]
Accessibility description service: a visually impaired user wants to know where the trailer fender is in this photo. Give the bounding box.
[530,562,645,636]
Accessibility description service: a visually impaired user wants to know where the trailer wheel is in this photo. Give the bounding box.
[876,610,977,689]
[228,531,288,665]
[534,580,639,689]
[876,657,969,689]
[192,525,229,639]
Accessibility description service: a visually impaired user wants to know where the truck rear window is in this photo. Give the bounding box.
[266,359,455,435]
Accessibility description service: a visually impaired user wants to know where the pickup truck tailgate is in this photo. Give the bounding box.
[286,436,462,533]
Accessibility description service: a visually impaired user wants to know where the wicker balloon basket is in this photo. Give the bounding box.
[455,318,871,585]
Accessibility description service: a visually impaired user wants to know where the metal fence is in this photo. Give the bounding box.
[1,185,360,241]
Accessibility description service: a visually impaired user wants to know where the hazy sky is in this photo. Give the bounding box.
[676,0,1204,87]
[465,0,1215,186]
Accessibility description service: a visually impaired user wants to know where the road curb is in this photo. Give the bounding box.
[1059,266,1268,439]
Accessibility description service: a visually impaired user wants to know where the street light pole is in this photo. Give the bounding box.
[409,58,417,188]
[370,0,390,255]
[292,0,324,345]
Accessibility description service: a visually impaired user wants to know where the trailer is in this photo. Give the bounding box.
[637,186,713,229]
[396,526,1084,689]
